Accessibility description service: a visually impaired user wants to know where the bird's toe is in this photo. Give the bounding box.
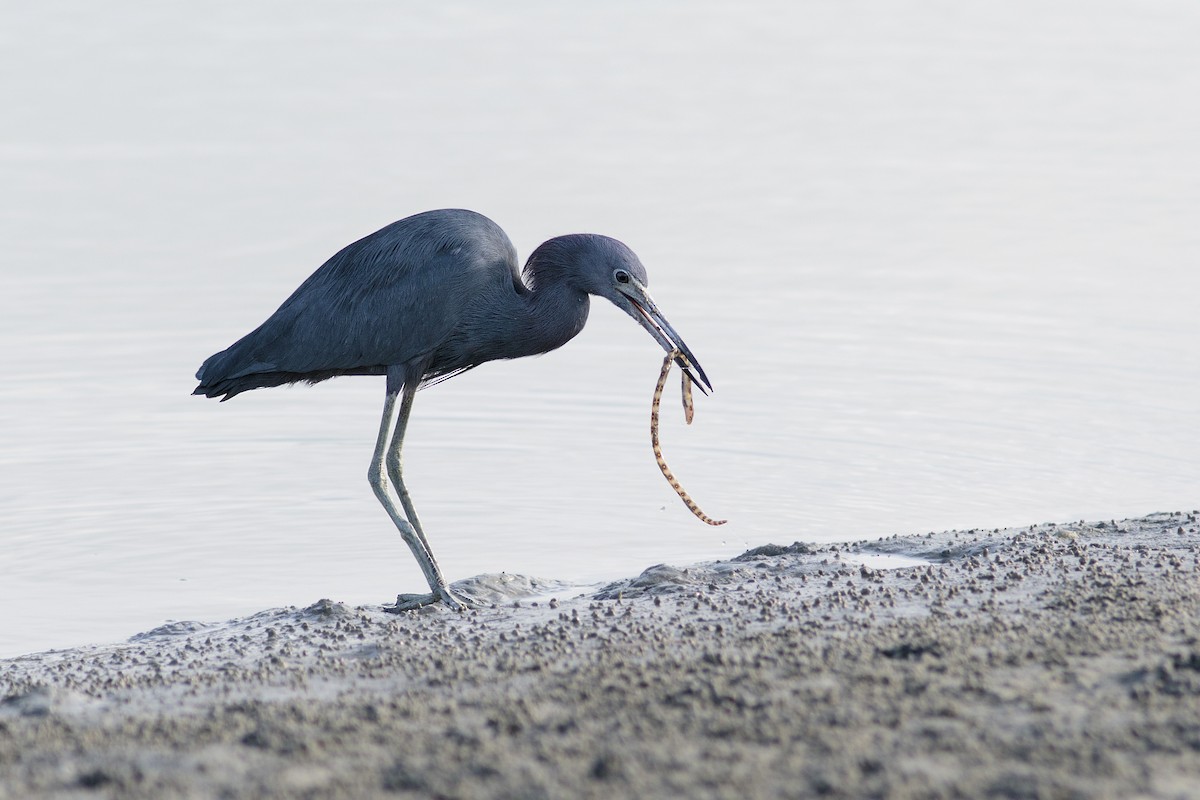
[439,586,485,610]
[385,587,483,613]
[385,592,440,612]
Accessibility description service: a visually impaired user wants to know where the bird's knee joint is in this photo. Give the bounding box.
[367,461,387,491]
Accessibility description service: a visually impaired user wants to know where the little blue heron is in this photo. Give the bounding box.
[194,209,712,610]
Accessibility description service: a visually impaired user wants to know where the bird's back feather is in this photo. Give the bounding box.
[194,209,522,400]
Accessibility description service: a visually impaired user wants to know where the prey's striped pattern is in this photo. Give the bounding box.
[651,350,726,526]
[682,370,694,424]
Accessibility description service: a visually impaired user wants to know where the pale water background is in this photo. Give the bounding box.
[2,1,1197,657]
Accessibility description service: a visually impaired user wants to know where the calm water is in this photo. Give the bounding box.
[2,1,1197,657]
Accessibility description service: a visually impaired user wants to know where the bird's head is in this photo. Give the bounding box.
[531,234,713,394]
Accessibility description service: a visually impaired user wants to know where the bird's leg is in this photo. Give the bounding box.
[368,384,470,611]
[385,383,464,607]
[387,383,437,554]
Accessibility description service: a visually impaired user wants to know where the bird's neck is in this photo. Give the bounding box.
[510,277,590,358]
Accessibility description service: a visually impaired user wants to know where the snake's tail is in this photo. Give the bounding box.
[652,349,726,527]
[682,371,694,425]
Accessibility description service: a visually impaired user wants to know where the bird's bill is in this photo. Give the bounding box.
[618,281,713,394]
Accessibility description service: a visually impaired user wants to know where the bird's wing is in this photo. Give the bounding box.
[198,210,520,384]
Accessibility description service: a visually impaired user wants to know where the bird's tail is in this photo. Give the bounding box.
[192,335,288,401]
[194,344,370,401]
[193,347,250,401]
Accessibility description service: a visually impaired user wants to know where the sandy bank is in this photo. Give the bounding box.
[3,511,1199,799]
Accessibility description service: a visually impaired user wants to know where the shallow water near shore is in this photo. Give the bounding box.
[2,1,1199,657]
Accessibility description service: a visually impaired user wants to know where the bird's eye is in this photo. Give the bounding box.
[614,269,631,284]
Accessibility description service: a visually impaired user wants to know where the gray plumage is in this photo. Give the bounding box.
[194,208,711,610]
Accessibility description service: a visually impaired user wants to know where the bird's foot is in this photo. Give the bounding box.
[385,585,481,613]
[385,592,440,612]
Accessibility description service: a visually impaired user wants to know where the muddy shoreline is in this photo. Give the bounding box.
[3,511,1199,798]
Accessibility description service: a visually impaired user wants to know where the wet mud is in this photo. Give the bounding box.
[2,511,1198,798]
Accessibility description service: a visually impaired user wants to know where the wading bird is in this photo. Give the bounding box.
[194,209,711,610]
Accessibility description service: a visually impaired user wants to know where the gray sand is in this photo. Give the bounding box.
[3,511,1199,799]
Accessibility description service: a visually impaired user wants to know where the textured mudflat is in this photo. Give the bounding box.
[3,512,1199,799]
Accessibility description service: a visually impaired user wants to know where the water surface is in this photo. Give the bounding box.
[2,1,1197,656]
